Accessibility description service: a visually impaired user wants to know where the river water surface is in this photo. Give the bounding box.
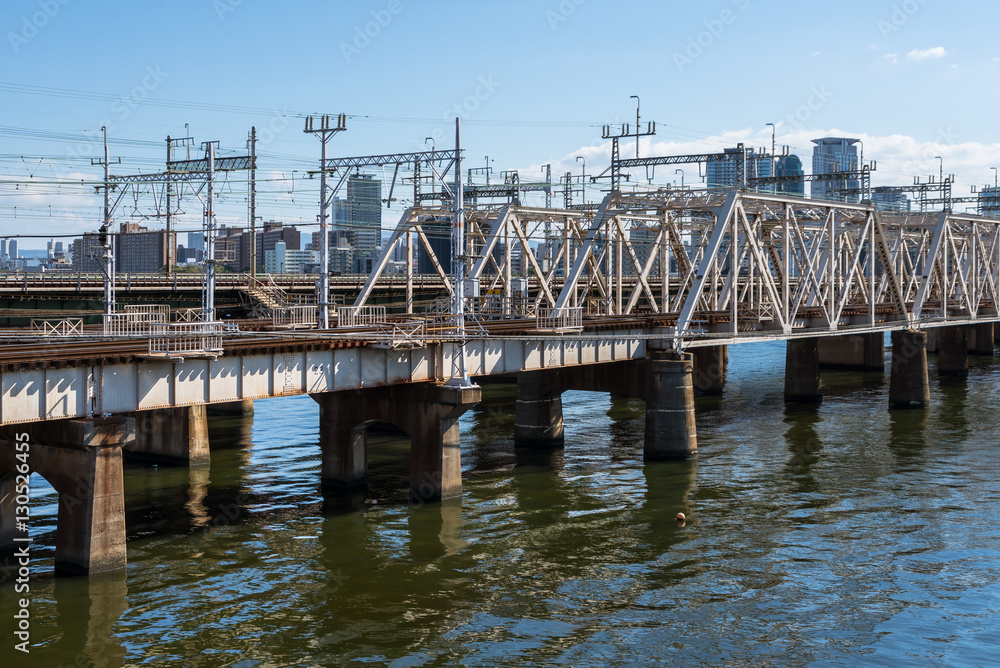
[3,340,1000,666]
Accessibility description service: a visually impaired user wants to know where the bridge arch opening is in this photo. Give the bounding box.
[356,420,413,503]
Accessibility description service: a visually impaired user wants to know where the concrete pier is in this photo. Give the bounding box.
[644,352,697,460]
[889,331,930,409]
[937,325,969,375]
[968,322,995,355]
[312,383,481,503]
[818,333,884,370]
[514,370,565,447]
[691,345,726,396]
[0,417,134,574]
[125,405,210,465]
[785,338,823,402]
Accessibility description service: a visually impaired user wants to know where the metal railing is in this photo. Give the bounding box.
[536,307,584,331]
[148,321,224,357]
[103,307,170,337]
[374,319,426,348]
[272,305,318,328]
[30,318,84,337]
[337,305,387,328]
[123,304,170,320]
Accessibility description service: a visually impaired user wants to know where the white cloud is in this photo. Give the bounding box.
[883,53,899,64]
[906,46,947,61]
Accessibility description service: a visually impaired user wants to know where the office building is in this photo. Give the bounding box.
[347,174,382,256]
[811,137,860,202]
[775,155,806,197]
[705,147,772,190]
[873,189,910,213]
[70,233,104,272]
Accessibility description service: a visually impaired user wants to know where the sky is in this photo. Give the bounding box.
[1,0,999,248]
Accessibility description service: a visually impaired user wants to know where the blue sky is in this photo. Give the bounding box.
[2,0,998,246]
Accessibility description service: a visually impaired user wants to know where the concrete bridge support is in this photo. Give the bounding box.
[207,400,255,417]
[968,323,995,355]
[937,325,969,375]
[691,345,726,396]
[124,406,210,465]
[644,352,698,460]
[818,333,885,371]
[512,357,696,460]
[312,384,481,503]
[785,338,823,402]
[0,417,133,574]
[514,370,564,447]
[889,331,930,409]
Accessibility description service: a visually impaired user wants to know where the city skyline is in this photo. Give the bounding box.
[3,1,1000,243]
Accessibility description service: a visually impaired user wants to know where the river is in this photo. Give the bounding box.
[2,340,999,666]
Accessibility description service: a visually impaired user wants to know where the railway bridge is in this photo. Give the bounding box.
[3,188,1000,574]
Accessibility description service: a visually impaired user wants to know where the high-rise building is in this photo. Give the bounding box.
[347,174,382,257]
[8,240,17,259]
[117,222,174,273]
[873,188,910,213]
[775,155,806,197]
[187,231,205,252]
[1,239,7,259]
[70,233,104,272]
[252,222,301,273]
[811,137,860,202]
[978,186,1000,218]
[416,218,451,275]
[705,147,772,190]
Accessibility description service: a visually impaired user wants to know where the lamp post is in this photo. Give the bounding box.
[576,155,586,205]
[992,166,998,189]
[674,168,684,189]
[934,155,943,183]
[630,95,640,158]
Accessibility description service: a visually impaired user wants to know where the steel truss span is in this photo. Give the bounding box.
[355,189,1000,349]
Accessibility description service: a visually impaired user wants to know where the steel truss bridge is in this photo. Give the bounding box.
[354,187,1000,349]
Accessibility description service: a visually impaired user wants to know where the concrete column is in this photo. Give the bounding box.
[937,325,969,375]
[889,330,930,409]
[313,393,368,492]
[969,322,994,355]
[818,332,884,370]
[691,345,726,396]
[514,370,564,447]
[644,352,697,460]
[126,405,210,465]
[784,338,823,402]
[0,417,133,574]
[312,384,480,504]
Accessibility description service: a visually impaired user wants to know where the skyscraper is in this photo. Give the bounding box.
[811,137,860,202]
[775,155,806,197]
[346,174,382,257]
[705,147,772,190]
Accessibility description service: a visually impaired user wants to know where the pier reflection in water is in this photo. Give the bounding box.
[3,340,1000,666]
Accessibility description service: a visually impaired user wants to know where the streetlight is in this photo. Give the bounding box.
[675,168,684,189]
[766,122,776,193]
[934,155,943,183]
[630,95,640,158]
[991,166,997,190]
[484,155,491,184]
[576,156,586,205]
